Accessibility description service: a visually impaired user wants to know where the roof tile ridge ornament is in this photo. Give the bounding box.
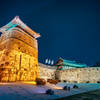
[0,16,40,38]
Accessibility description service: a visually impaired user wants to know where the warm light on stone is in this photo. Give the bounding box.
[0,16,40,82]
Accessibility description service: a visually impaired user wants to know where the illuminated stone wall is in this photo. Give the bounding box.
[0,18,39,82]
[39,64,100,83]
[39,63,56,81]
[55,67,100,83]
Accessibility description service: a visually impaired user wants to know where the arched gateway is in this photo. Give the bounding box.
[0,16,40,82]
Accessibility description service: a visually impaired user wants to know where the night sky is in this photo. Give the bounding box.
[0,0,99,66]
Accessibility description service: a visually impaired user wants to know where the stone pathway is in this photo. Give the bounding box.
[0,83,100,100]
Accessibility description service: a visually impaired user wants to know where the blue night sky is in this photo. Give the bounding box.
[0,0,99,66]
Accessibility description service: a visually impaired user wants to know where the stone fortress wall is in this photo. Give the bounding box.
[39,63,56,81]
[55,67,100,83]
[39,64,100,83]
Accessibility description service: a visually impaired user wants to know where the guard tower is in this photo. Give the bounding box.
[0,16,40,82]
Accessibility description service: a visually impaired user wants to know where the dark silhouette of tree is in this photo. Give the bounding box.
[93,62,100,67]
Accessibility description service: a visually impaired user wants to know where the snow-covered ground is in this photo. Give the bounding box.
[0,83,100,100]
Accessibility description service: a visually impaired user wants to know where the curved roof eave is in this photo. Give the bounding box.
[0,16,40,38]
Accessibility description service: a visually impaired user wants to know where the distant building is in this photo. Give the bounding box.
[55,58,87,70]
